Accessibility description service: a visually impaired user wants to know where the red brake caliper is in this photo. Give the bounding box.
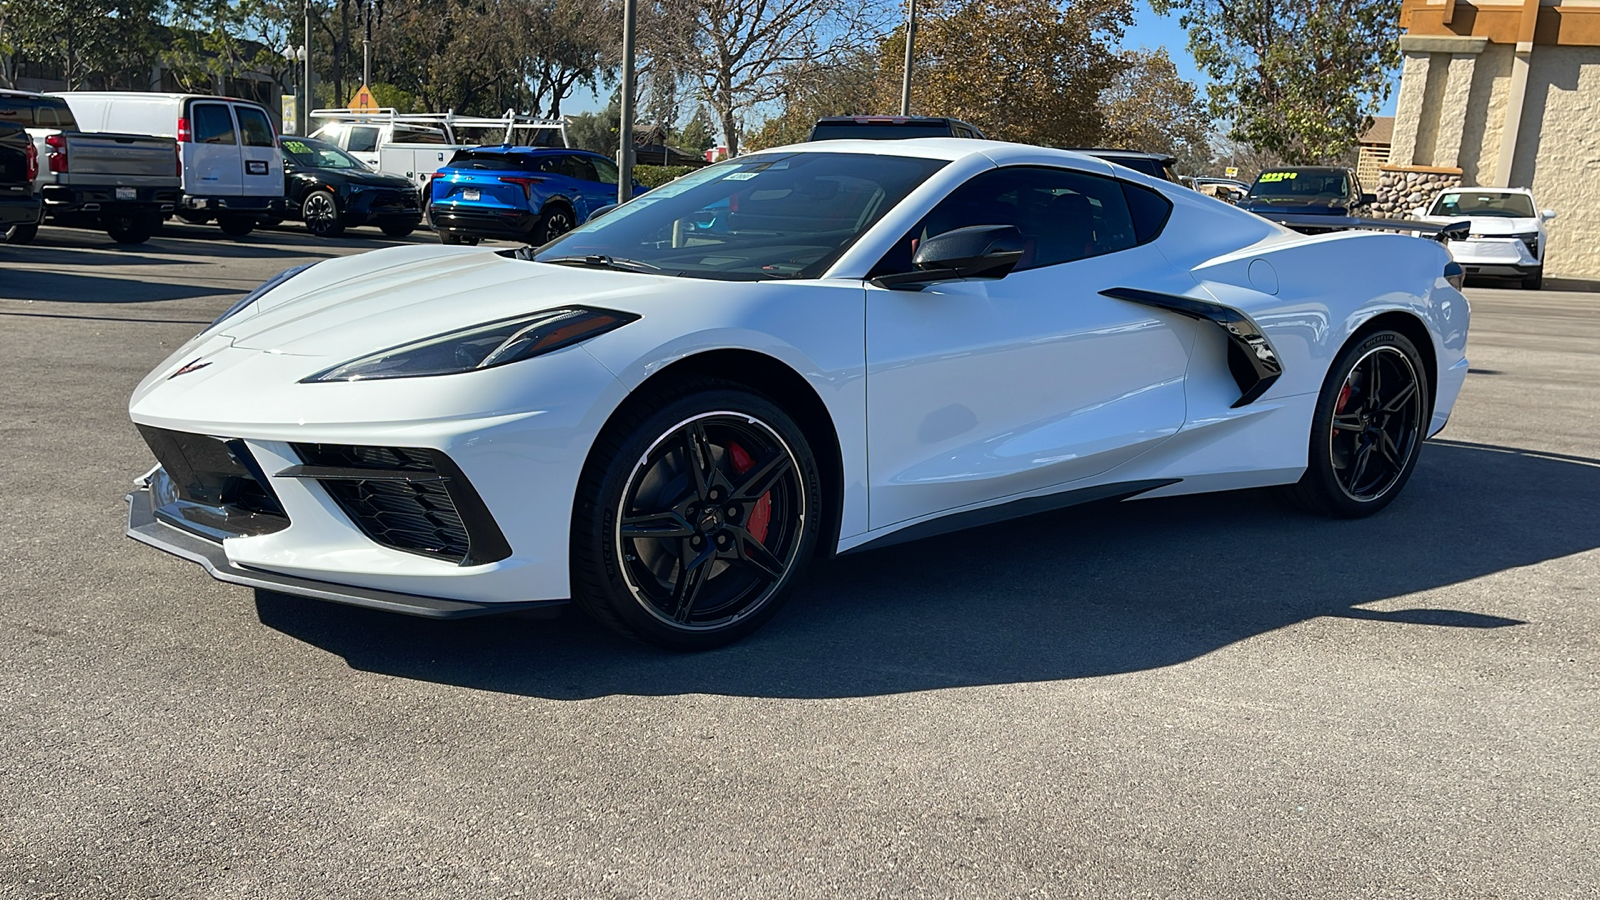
[726,442,772,544]
[1333,383,1353,437]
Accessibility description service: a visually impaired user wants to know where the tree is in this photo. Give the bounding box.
[1152,0,1400,164]
[566,92,622,154]
[744,49,884,150]
[675,103,717,151]
[888,0,1133,147]
[1,0,166,89]
[1099,48,1209,174]
[660,0,884,156]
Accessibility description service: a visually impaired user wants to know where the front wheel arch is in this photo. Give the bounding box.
[588,349,846,562]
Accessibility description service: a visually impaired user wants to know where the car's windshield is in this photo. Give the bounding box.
[281,137,366,170]
[532,151,948,281]
[1247,170,1348,200]
[1429,191,1536,218]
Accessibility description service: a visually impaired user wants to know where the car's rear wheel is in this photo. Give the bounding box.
[380,221,415,238]
[571,382,822,650]
[217,215,255,237]
[301,190,344,238]
[106,212,158,244]
[535,202,576,244]
[1282,330,1429,518]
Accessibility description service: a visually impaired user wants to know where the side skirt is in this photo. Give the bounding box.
[840,478,1180,556]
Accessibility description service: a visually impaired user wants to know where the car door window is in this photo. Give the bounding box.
[235,106,276,147]
[314,123,348,147]
[874,165,1139,277]
[347,126,380,153]
[192,104,237,144]
[560,155,598,182]
[590,156,619,186]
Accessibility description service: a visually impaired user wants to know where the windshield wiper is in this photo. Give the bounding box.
[538,254,662,274]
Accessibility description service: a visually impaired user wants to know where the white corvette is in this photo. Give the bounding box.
[128,140,1471,648]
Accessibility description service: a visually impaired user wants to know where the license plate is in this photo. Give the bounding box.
[116,187,136,201]
[462,189,480,201]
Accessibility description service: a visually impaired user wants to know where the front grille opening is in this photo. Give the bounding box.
[292,443,510,566]
[137,426,290,537]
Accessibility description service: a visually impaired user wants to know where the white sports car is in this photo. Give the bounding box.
[127,140,1471,649]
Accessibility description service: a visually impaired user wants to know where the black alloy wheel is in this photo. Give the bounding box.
[1283,330,1429,517]
[535,203,576,244]
[301,190,344,238]
[572,382,822,649]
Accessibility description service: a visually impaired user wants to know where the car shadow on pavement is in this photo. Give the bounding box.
[0,270,239,303]
[255,440,1597,699]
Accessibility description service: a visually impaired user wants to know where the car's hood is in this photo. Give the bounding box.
[223,245,683,359]
[1240,197,1351,214]
[1416,214,1538,235]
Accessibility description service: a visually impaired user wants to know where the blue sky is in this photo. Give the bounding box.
[565,1,1401,120]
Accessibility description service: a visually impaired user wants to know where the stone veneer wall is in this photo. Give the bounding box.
[1373,165,1463,218]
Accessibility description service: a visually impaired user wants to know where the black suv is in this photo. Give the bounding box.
[1239,167,1374,217]
[807,116,986,141]
[0,121,41,242]
[1061,148,1182,184]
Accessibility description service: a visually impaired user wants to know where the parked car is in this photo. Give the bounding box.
[0,120,42,241]
[1239,167,1374,220]
[807,116,986,141]
[1414,187,1554,290]
[1065,148,1182,183]
[57,92,286,237]
[429,147,645,246]
[278,136,421,238]
[0,89,180,244]
[308,108,566,196]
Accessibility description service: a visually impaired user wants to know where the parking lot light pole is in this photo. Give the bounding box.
[303,0,312,134]
[899,0,917,116]
[617,0,637,205]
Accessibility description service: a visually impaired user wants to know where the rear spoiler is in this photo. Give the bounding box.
[1260,213,1470,243]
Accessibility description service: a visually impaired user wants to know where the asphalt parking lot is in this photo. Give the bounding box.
[2,223,1597,898]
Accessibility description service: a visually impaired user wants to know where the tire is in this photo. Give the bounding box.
[1522,270,1543,290]
[175,211,211,226]
[259,215,284,229]
[380,221,416,238]
[3,223,37,244]
[440,231,461,245]
[106,212,157,244]
[534,202,576,244]
[571,379,823,650]
[1281,329,1430,518]
[218,215,256,237]
[300,190,344,238]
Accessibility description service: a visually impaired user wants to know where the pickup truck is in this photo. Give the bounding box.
[0,89,180,244]
[307,108,566,197]
[0,121,42,242]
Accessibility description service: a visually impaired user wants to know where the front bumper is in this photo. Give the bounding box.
[127,479,561,619]
[1446,238,1539,276]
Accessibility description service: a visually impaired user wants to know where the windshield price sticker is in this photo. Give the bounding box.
[1258,171,1298,183]
[725,172,758,181]
[283,140,310,154]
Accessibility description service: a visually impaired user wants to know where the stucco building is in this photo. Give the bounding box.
[1384,0,1600,280]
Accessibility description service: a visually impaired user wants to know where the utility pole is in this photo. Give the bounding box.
[899,0,917,116]
[301,0,312,134]
[616,0,637,205]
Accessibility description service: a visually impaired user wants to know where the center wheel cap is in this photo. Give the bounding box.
[699,510,722,533]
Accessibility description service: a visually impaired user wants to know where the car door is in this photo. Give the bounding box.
[186,100,241,198]
[864,165,1200,530]
[232,104,282,199]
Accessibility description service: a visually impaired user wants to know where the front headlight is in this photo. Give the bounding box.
[1511,232,1540,256]
[302,307,638,383]
[208,263,317,331]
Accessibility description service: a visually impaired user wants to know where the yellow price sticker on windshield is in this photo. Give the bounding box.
[282,140,310,154]
[1258,171,1298,183]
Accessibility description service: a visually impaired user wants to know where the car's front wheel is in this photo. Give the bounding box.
[1282,329,1430,517]
[301,190,344,238]
[571,381,823,650]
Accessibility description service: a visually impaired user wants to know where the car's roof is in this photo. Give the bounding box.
[1445,186,1535,196]
[1256,166,1348,174]
[752,137,1112,168]
[456,145,594,156]
[1061,147,1177,163]
[814,115,969,125]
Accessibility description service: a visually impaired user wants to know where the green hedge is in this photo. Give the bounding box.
[634,165,700,189]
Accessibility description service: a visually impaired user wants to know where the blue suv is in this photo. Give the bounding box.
[429,147,647,246]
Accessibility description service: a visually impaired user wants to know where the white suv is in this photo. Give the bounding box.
[1416,187,1554,290]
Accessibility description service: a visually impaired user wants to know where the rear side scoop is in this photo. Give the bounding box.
[1100,287,1283,408]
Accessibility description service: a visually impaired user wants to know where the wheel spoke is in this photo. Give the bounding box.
[1348,440,1375,491]
[671,544,716,622]
[1381,380,1418,414]
[1379,430,1403,468]
[620,510,695,539]
[682,422,716,500]
[1365,354,1383,404]
[729,451,793,502]
[1332,413,1365,432]
[729,526,785,581]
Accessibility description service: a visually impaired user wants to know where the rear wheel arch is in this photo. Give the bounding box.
[590,349,846,560]
[1347,311,1437,423]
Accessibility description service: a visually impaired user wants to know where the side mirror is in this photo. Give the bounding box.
[1435,220,1471,243]
[1359,192,1378,207]
[875,225,1025,290]
[585,203,618,223]
[1541,209,1556,221]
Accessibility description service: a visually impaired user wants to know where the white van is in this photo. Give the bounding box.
[55,92,286,236]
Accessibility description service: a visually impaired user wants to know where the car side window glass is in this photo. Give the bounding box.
[0,100,25,125]
[393,127,446,145]
[590,157,619,186]
[35,99,77,129]
[1122,182,1174,244]
[347,126,380,153]
[315,124,347,147]
[561,155,598,182]
[873,166,1140,277]
[235,107,275,147]
[192,104,237,144]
